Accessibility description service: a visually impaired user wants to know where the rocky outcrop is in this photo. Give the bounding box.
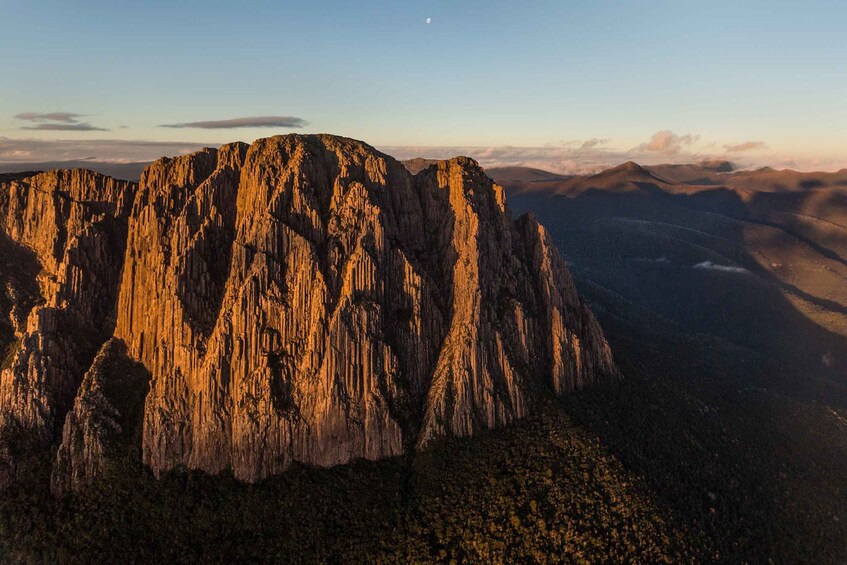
[0,170,135,484]
[51,338,150,496]
[112,135,617,481]
[0,135,618,490]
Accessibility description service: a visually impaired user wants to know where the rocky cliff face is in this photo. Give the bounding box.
[51,338,150,495]
[0,135,617,491]
[0,170,134,484]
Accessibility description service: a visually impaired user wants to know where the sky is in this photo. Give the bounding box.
[1,0,846,173]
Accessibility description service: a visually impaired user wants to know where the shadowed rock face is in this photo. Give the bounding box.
[51,338,150,496]
[0,135,617,489]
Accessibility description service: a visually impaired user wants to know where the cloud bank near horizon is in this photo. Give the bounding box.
[383,132,846,174]
[723,141,769,153]
[0,131,844,173]
[0,137,210,164]
[636,130,700,155]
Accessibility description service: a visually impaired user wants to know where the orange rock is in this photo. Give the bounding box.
[0,170,134,461]
[0,135,618,490]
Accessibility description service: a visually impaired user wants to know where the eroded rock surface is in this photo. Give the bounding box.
[0,170,134,484]
[0,135,618,489]
[52,338,150,495]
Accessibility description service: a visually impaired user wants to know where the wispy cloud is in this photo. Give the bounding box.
[637,130,700,155]
[160,116,307,129]
[14,111,109,132]
[580,137,609,149]
[381,130,809,174]
[724,141,768,153]
[0,137,210,163]
[384,131,707,175]
[22,123,109,132]
[15,112,85,123]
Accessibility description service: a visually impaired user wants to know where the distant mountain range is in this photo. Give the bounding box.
[7,154,847,190]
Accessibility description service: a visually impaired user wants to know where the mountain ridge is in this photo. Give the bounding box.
[0,134,618,491]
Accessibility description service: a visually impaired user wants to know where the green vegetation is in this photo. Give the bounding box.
[2,307,844,563]
[0,404,706,564]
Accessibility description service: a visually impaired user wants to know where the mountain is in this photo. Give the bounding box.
[0,171,42,184]
[644,160,735,184]
[0,134,616,493]
[491,161,671,199]
[503,162,847,351]
[399,157,441,174]
[722,166,847,192]
[402,162,572,183]
[501,161,847,561]
[0,169,136,489]
[644,160,847,191]
[484,166,571,184]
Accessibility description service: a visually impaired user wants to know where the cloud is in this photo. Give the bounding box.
[15,112,85,123]
[21,123,109,132]
[543,138,609,149]
[692,261,749,274]
[382,144,628,175]
[14,111,108,132]
[580,138,609,149]
[0,137,210,163]
[383,138,705,176]
[723,141,768,153]
[3,149,33,158]
[386,130,723,175]
[0,132,843,176]
[160,116,307,129]
[637,130,700,155]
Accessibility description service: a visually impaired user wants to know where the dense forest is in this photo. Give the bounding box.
[1,397,707,564]
[4,337,844,563]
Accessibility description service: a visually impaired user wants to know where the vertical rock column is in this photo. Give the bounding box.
[0,171,135,484]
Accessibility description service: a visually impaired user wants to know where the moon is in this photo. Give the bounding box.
[426,17,431,24]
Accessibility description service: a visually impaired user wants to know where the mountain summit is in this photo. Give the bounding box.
[0,134,617,491]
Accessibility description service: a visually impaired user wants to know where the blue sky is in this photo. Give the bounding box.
[1,0,846,171]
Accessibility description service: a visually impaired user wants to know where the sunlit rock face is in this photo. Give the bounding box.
[0,170,134,486]
[0,134,618,489]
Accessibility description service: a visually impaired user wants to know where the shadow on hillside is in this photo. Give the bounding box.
[508,186,847,562]
[674,185,847,268]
